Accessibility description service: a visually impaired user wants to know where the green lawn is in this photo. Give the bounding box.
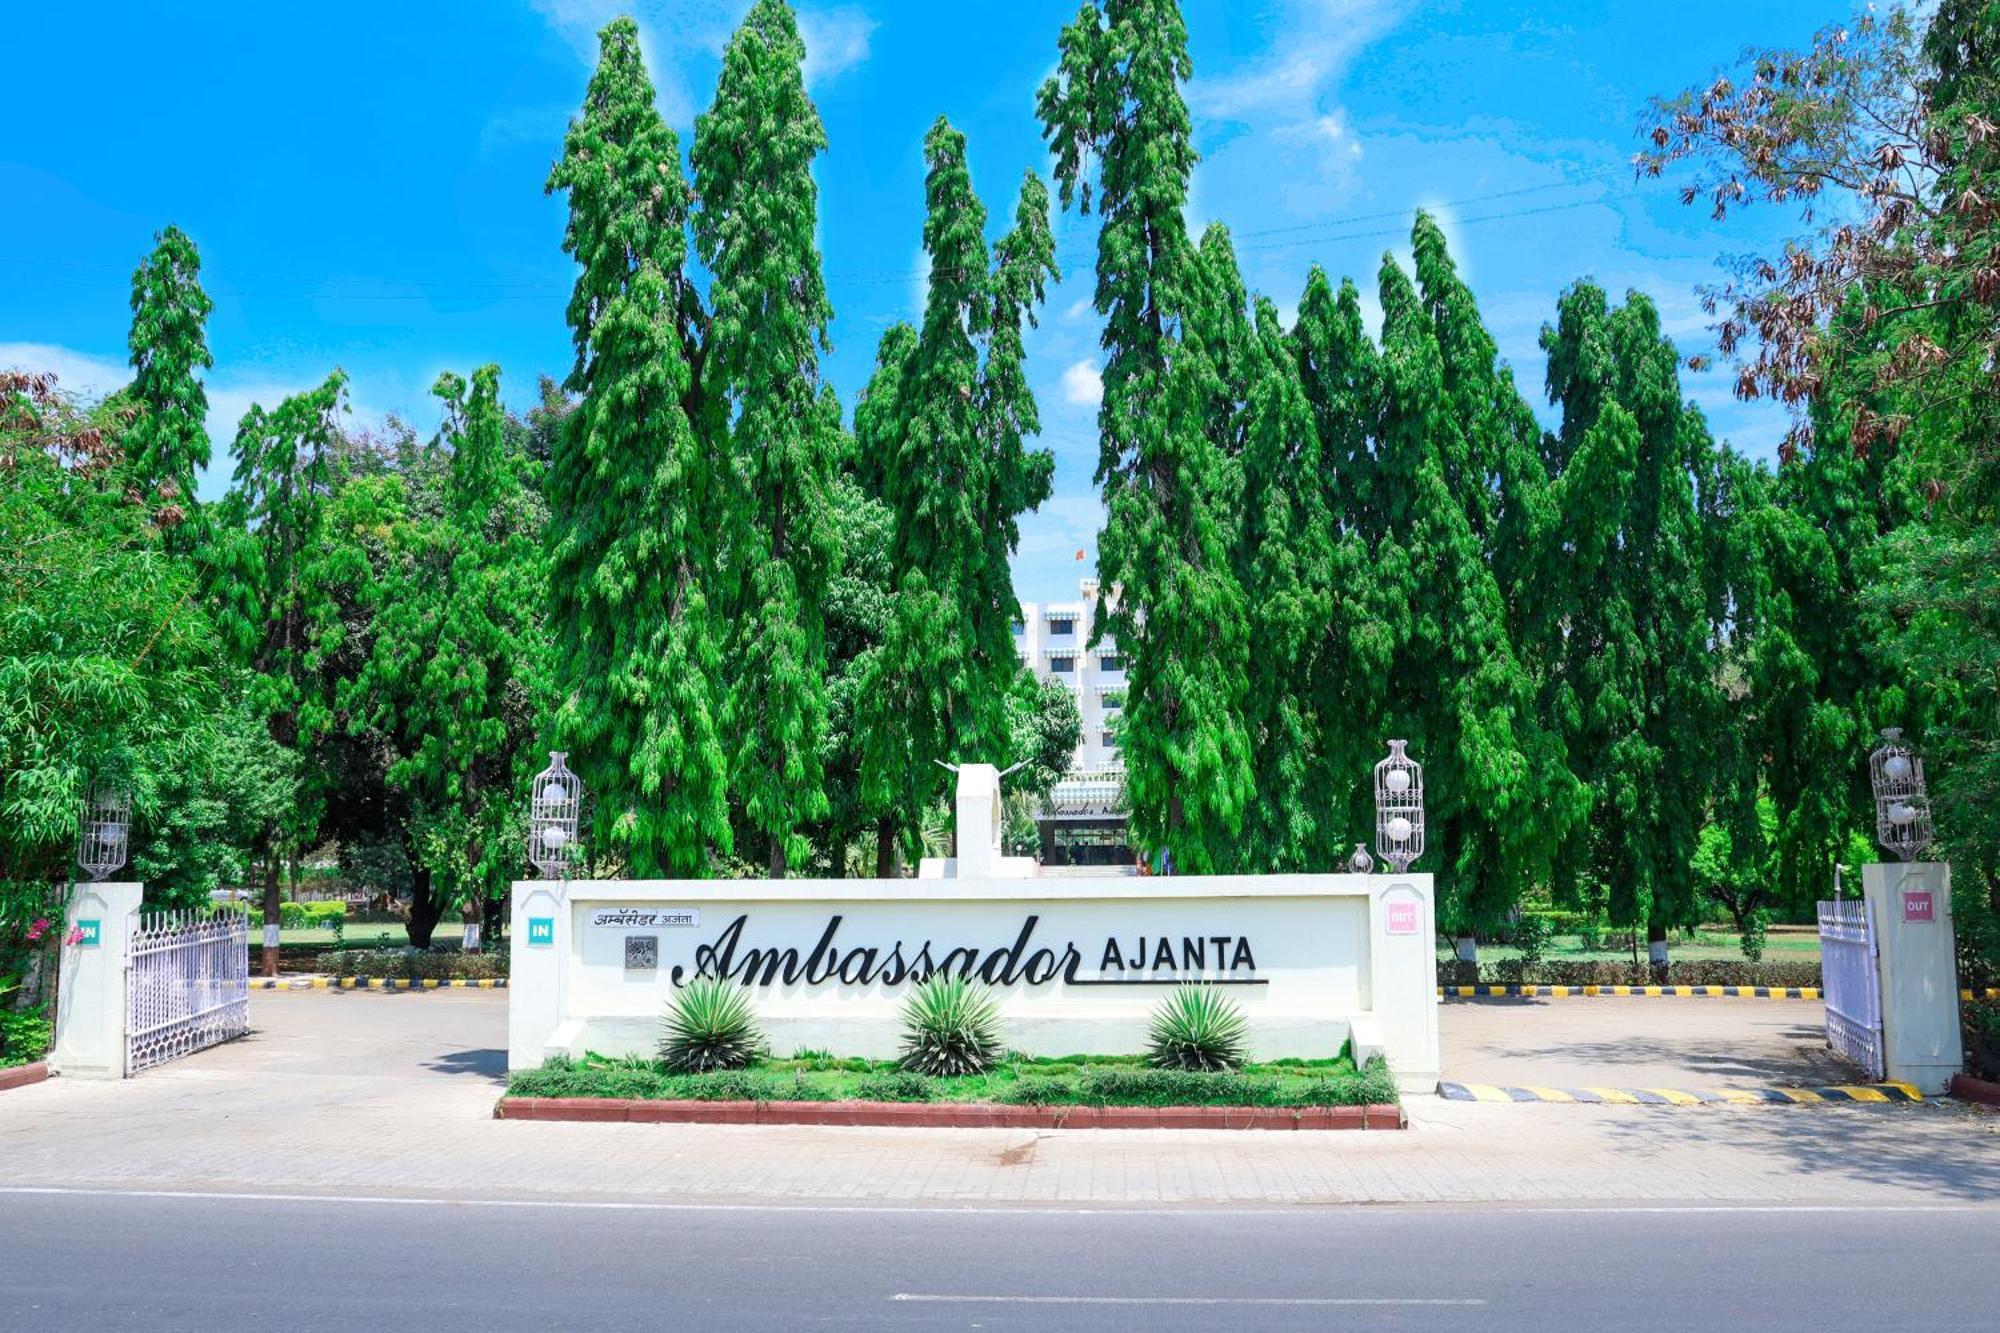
[1441,925,1821,965]
[509,1050,1398,1108]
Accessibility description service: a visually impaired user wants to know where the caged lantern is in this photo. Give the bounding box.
[527,751,583,878]
[76,784,132,883]
[1868,728,1934,863]
[1373,740,1425,873]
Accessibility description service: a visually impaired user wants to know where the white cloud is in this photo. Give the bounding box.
[799,7,876,86]
[1060,359,1102,407]
[0,341,127,399]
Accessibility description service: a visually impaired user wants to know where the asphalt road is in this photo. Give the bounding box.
[2,1189,1994,1331]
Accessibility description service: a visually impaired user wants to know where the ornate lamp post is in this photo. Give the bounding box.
[1868,728,1933,862]
[1373,740,1424,873]
[528,752,583,879]
[76,784,132,883]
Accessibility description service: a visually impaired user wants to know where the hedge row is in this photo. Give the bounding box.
[311,947,509,980]
[1437,958,1823,988]
[220,901,346,928]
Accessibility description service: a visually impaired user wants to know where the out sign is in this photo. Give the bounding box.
[1386,900,1420,936]
[1902,890,1935,924]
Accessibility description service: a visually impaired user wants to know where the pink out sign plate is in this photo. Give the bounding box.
[1902,889,1935,924]
[1386,901,1420,936]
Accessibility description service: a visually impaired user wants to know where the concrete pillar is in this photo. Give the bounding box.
[953,764,1002,879]
[509,878,570,1071]
[1370,876,1441,1093]
[52,880,143,1080]
[1862,862,1964,1094]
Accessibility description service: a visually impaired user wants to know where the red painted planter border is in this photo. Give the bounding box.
[1948,1073,2000,1107]
[0,1061,50,1093]
[494,1096,1405,1130]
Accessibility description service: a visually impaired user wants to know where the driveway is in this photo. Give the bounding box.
[1438,996,1857,1090]
[2,990,1996,1208]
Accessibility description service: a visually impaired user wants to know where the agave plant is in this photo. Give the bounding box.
[1146,985,1248,1071]
[659,977,765,1072]
[897,973,1004,1076]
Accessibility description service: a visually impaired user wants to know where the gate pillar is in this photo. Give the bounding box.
[1861,863,1963,1095]
[52,880,143,1080]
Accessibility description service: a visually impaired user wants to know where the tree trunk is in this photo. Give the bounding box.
[406,866,444,950]
[769,840,787,879]
[1647,919,1670,975]
[260,853,281,977]
[1452,935,1479,964]
[460,895,482,952]
[876,818,896,879]
[481,893,504,949]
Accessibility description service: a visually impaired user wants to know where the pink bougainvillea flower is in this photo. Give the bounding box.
[65,927,84,946]
[26,917,52,942]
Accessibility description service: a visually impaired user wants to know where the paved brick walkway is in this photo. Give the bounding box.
[2,991,1994,1207]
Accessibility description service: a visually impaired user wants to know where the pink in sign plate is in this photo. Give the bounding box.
[1386,901,1419,936]
[1902,889,1934,924]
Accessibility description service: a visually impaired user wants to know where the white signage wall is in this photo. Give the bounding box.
[511,873,1439,1091]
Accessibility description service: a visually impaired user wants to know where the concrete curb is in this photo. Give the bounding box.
[494,1096,1408,1130]
[1437,1079,1924,1106]
[250,977,507,991]
[0,1061,51,1093]
[1438,984,1822,1000]
[1948,1073,2000,1107]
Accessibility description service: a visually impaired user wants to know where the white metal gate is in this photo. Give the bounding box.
[1817,898,1884,1081]
[127,910,250,1075]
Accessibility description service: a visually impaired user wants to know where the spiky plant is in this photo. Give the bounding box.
[1146,985,1249,1071]
[896,974,1003,1076]
[659,977,765,1072]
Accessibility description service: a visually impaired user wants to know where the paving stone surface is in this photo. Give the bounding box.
[2,991,1995,1207]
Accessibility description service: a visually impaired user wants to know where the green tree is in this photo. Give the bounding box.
[121,225,214,547]
[1538,283,1720,961]
[861,121,1059,854]
[694,0,838,875]
[202,372,348,972]
[1039,0,1254,872]
[349,368,550,946]
[1372,254,1582,947]
[545,16,730,877]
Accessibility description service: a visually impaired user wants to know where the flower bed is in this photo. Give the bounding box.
[505,1048,1398,1110]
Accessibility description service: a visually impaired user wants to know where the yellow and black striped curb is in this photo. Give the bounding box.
[249,977,507,991]
[1437,984,1821,1000]
[1438,985,2000,1001]
[1437,1080,1923,1106]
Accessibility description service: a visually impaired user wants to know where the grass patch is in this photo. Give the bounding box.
[507,1047,1398,1108]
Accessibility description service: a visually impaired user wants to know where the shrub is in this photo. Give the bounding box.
[853,1070,937,1102]
[1146,985,1248,1071]
[659,978,765,1072]
[0,1004,52,1067]
[897,974,1003,1076]
[1739,909,1769,963]
[311,947,509,980]
[1514,913,1553,970]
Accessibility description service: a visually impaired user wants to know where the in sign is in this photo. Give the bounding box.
[527,917,556,947]
[1902,890,1935,924]
[1386,901,1419,936]
[76,919,101,948]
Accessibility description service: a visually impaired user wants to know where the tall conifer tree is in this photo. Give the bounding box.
[694,0,838,875]
[124,225,214,546]
[1538,283,1719,959]
[545,17,729,876]
[1375,255,1581,943]
[1039,0,1254,872]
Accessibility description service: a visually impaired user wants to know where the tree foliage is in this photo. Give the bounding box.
[122,225,214,544]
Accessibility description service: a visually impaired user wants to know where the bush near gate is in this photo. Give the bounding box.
[311,946,508,980]
[506,1047,1398,1109]
[0,1003,52,1068]
[1438,957,1823,989]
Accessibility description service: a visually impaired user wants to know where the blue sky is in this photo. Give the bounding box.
[1,0,1832,602]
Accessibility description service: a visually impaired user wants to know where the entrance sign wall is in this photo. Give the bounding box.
[510,873,1440,1091]
[1859,861,1963,1094]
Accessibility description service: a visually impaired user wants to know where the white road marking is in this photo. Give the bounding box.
[892,1294,1486,1306]
[0,1186,1995,1217]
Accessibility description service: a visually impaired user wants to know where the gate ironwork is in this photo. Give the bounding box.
[1817,898,1884,1081]
[127,910,250,1075]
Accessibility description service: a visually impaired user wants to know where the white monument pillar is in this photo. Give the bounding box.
[1861,862,1964,1094]
[52,880,143,1080]
[509,878,572,1071]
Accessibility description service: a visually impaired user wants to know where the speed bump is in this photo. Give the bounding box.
[1436,1080,1923,1106]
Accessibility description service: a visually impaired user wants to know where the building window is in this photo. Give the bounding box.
[1098,654,1123,671]
[1101,731,1118,748]
[1047,655,1076,673]
[1048,617,1076,636]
